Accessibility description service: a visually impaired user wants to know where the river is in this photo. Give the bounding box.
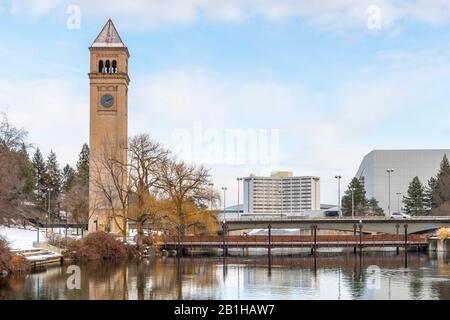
[0,252,449,300]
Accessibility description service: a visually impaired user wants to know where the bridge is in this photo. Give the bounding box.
[222,216,450,234]
[159,234,428,256]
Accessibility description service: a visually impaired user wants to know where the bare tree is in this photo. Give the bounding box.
[157,158,219,235]
[127,134,169,245]
[0,113,29,151]
[91,141,129,240]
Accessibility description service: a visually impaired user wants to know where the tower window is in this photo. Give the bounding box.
[98,60,104,73]
[112,60,117,73]
[105,60,111,73]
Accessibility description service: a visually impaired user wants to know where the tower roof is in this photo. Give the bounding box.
[91,19,126,48]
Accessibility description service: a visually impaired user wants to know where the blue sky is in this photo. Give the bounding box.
[2,0,450,205]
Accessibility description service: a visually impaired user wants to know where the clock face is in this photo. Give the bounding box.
[101,94,114,108]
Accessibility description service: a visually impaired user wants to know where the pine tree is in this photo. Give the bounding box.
[366,197,384,216]
[403,176,426,216]
[424,177,438,215]
[431,154,450,211]
[44,150,62,219]
[17,143,35,197]
[342,178,366,216]
[31,148,47,205]
[45,150,62,195]
[62,164,76,192]
[437,154,450,179]
[76,143,89,186]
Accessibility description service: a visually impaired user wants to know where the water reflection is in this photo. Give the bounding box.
[0,253,449,300]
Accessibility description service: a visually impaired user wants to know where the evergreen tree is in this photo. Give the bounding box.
[342,178,366,216]
[366,197,384,216]
[31,148,47,205]
[424,177,438,215]
[437,154,450,179]
[436,154,450,205]
[45,150,62,195]
[17,143,35,197]
[403,176,426,216]
[76,143,89,186]
[44,150,62,220]
[62,164,76,192]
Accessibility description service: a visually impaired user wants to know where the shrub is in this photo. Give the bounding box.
[437,228,450,240]
[0,237,13,274]
[64,231,127,262]
[0,237,30,275]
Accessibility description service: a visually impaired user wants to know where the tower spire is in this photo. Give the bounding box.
[91,19,126,48]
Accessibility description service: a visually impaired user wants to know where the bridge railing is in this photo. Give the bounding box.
[158,234,428,245]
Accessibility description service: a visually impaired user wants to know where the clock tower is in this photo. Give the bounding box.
[88,20,129,234]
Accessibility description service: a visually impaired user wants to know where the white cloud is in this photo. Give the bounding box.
[7,0,450,30]
[0,78,88,166]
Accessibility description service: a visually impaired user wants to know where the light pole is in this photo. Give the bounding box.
[386,169,394,217]
[208,183,214,210]
[237,178,243,220]
[45,214,48,237]
[350,186,355,219]
[396,192,402,214]
[222,187,227,221]
[335,175,342,217]
[48,188,53,232]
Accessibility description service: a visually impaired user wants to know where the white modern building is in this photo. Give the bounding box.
[355,149,450,215]
[243,171,320,214]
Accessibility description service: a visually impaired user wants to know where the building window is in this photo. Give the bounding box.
[105,60,111,73]
[98,60,104,73]
[112,60,117,73]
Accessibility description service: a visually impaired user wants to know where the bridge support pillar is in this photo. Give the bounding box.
[310,224,318,255]
[353,224,357,254]
[404,224,408,251]
[358,223,363,254]
[222,222,228,257]
[268,224,272,257]
[396,224,400,254]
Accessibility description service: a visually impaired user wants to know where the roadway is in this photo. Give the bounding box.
[223,216,450,234]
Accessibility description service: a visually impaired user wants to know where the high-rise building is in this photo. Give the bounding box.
[355,149,450,215]
[243,171,320,214]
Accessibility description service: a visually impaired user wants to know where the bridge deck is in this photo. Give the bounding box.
[158,235,428,249]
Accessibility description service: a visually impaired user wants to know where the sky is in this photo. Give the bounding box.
[1,0,450,207]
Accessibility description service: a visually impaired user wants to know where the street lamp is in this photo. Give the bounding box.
[350,186,355,219]
[335,175,342,217]
[237,178,243,220]
[222,187,228,221]
[396,192,402,214]
[386,169,394,217]
[45,214,48,237]
[208,183,214,210]
[48,188,53,232]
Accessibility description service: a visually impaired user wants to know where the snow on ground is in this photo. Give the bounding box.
[0,226,46,250]
[0,226,83,250]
